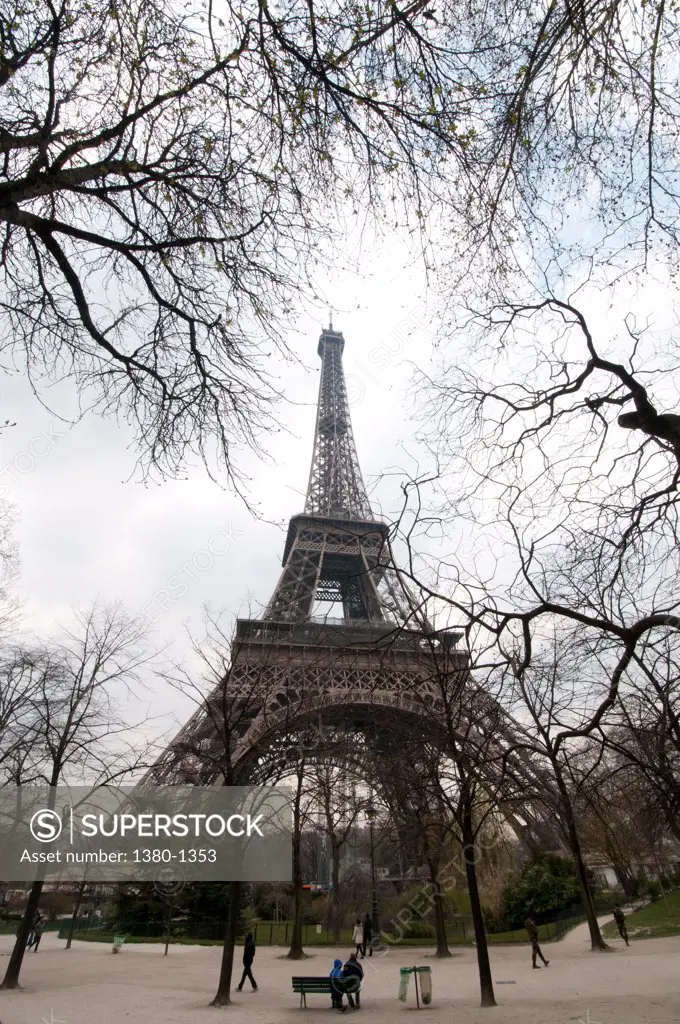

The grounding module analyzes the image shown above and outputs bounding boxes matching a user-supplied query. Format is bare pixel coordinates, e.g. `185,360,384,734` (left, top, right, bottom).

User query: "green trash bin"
399,966,432,1008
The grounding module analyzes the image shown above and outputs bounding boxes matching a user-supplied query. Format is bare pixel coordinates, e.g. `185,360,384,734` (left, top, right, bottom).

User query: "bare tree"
286,754,308,960
4,1,680,469
426,3,680,289
0,0,470,481
507,644,611,951
401,296,680,798
156,612,306,1002
0,649,42,783
1,602,152,990
376,747,454,957
306,760,366,943
411,635,509,1007
158,617,253,1006
64,879,90,951
604,631,680,846
438,748,497,1006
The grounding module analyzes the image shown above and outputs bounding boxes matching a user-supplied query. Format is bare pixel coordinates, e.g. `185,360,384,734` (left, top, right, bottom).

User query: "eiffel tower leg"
265,542,323,621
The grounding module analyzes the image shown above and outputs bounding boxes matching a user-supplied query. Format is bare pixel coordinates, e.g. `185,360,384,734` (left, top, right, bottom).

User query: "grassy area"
0,921,61,935
64,917,573,949
602,890,680,941
67,931,250,947
65,926,358,947
488,920,559,945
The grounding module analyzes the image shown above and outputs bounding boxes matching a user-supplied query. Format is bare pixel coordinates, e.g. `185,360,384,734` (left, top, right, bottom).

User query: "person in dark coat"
26,911,40,948
236,932,258,991
362,913,373,957
613,904,630,946
524,917,549,969
30,918,44,952
342,951,364,1009
330,958,347,1011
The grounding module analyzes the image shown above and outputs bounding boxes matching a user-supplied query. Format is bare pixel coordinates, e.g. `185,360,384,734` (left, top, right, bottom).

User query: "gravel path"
1,927,678,1024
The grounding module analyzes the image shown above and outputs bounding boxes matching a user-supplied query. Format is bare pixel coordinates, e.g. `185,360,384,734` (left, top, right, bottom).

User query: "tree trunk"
462,801,496,1008
1,879,44,989
211,880,241,1006
287,771,306,959
555,770,609,951
428,862,451,958
164,908,171,956
570,818,608,950
287,880,304,959
66,880,88,950
330,841,341,943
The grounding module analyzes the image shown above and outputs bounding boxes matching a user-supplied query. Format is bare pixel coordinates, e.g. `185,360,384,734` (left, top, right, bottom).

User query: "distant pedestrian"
236,932,258,991
352,918,363,958
524,917,549,969
26,911,40,948
362,913,373,957
613,905,630,946
30,918,44,952
342,951,364,1009
330,958,347,1012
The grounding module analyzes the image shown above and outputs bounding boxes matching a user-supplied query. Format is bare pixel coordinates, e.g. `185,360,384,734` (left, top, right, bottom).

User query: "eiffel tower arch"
152,326,555,849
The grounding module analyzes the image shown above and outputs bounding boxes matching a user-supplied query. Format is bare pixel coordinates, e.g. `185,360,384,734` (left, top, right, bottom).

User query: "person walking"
30,918,44,952
26,911,40,948
330,958,347,1012
352,918,363,958
342,951,364,1009
236,932,258,991
361,913,373,957
524,917,549,969
613,904,630,946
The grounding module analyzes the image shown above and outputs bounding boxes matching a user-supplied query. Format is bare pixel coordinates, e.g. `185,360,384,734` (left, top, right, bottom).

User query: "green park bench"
291,976,334,1008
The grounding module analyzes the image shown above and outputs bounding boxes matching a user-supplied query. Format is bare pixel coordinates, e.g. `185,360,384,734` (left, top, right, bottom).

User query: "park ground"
1,917,680,1024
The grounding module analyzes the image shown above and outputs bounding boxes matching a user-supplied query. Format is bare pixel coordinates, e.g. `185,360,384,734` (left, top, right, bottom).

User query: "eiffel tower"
151,325,468,784
151,326,559,853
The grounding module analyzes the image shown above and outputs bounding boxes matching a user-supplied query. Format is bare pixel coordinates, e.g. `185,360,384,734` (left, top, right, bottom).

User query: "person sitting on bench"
342,952,364,1009
330,958,347,1012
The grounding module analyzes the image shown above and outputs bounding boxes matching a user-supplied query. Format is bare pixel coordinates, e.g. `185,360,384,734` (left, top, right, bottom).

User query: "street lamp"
366,799,380,940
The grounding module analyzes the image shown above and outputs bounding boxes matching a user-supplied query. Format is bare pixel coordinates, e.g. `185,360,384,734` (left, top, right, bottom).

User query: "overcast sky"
2,205,677,753
0,232,440,742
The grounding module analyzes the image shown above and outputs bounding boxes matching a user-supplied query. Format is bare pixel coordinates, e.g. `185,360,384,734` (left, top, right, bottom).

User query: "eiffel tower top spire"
304,326,373,520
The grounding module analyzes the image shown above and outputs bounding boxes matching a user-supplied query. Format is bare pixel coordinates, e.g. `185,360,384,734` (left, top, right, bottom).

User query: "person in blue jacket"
330,957,347,1011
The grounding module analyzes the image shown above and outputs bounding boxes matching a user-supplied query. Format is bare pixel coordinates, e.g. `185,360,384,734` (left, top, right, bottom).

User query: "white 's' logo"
30,809,63,843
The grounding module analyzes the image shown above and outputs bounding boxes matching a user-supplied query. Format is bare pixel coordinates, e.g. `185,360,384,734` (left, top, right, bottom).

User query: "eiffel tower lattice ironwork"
152,324,454,785
150,326,560,853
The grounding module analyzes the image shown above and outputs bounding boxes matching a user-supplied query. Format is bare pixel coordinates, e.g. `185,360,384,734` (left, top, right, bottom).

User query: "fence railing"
57,917,357,945
57,909,591,946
